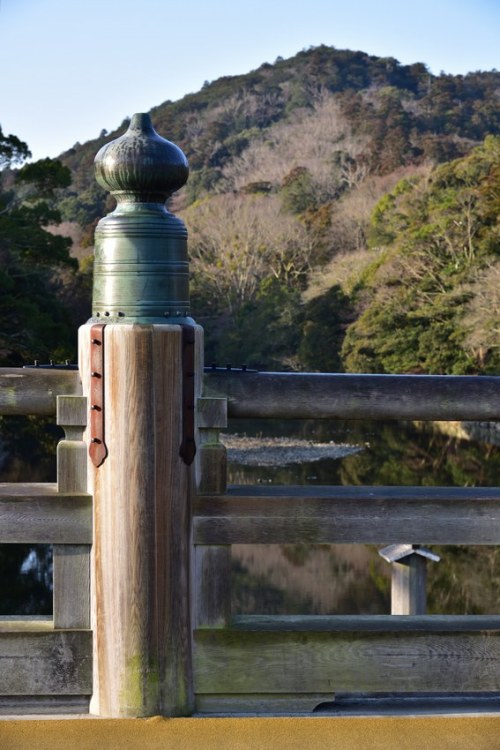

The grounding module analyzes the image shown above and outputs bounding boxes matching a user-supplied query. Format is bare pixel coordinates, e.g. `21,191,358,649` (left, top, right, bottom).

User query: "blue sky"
0,0,498,161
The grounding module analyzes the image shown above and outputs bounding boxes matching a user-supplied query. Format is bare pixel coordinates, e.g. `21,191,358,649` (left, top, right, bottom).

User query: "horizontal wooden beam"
0,368,81,416
0,483,92,543
203,371,500,421
231,614,500,632
194,624,500,694
0,695,90,715
0,630,92,695
195,693,335,714
194,485,500,545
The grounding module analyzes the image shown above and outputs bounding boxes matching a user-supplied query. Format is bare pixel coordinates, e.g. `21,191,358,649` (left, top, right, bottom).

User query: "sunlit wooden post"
79,114,201,717
379,544,440,615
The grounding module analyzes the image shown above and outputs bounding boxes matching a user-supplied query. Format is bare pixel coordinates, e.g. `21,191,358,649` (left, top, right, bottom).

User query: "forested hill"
59,45,500,219
2,44,500,373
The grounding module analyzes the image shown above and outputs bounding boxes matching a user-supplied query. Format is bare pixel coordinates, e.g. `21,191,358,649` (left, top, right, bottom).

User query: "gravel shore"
220,434,362,466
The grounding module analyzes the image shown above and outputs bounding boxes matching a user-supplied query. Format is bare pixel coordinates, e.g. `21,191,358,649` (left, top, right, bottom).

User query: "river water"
226,418,500,617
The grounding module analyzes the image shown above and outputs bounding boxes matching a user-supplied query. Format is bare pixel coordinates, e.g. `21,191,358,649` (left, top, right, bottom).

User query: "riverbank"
414,421,500,446
220,434,362,466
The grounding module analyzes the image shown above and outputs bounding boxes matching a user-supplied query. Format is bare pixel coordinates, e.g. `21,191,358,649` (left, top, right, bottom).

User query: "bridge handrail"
3,367,499,422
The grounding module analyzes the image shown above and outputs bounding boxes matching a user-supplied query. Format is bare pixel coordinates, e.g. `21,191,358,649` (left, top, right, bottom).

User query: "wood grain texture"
53,545,90,629
203,371,500,421
57,395,88,494
197,398,228,429
194,485,500,545
197,444,227,495
0,368,81,416
0,695,89,714
0,484,92,543
196,397,227,495
0,617,53,632
195,693,334,714
391,558,427,615
194,546,231,629
194,628,500,694
81,323,201,718
0,630,92,695
231,614,500,631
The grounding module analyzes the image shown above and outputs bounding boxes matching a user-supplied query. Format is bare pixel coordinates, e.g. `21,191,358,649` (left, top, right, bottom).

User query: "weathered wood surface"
0,368,81,416
194,398,231,630
0,617,53,632
203,371,500,421
57,395,87,494
0,484,92,543
194,485,500,545
0,695,90,714
53,545,90,629
391,557,427,615
195,693,334,714
196,397,227,495
0,695,89,714
194,546,231,629
81,323,201,717
231,614,500,631
197,397,228,429
194,627,500,694
0,630,92,695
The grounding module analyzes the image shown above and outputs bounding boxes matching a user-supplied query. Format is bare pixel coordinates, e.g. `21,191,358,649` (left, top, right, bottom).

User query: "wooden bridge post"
379,544,440,615
79,114,200,717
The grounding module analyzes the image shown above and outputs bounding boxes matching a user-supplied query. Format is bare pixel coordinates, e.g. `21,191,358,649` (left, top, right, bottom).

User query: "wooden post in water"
379,544,440,615
79,114,201,717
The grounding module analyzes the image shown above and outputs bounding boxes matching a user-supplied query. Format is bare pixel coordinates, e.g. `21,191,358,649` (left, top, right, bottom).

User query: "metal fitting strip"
179,325,196,466
89,323,108,467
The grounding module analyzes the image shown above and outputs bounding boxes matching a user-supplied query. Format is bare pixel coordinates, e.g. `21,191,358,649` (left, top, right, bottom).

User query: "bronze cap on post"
91,113,193,323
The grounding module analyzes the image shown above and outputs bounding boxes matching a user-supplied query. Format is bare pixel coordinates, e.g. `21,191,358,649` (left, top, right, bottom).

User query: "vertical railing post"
194,397,231,629
379,544,440,615
79,114,201,717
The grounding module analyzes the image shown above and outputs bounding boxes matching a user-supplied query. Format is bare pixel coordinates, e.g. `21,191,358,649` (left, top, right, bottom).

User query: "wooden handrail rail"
194,485,500,545
204,371,500,421
2,367,499,421
0,368,81,415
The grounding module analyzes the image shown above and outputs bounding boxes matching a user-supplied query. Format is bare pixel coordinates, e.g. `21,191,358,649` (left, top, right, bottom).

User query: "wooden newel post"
79,114,201,717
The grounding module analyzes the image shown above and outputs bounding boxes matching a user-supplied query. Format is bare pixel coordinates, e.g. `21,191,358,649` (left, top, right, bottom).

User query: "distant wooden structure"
1,115,500,717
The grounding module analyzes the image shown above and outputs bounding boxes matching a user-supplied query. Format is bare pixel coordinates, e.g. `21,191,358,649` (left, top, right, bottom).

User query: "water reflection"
1,417,499,616
0,416,59,615
226,419,500,616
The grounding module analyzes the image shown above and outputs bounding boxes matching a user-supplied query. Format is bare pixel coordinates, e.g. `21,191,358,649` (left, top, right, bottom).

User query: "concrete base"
2,715,500,750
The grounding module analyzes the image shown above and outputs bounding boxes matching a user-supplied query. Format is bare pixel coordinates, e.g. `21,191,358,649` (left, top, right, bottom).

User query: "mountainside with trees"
3,44,500,373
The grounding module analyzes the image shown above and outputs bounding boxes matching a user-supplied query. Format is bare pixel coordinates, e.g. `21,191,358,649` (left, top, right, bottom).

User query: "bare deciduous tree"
182,193,313,311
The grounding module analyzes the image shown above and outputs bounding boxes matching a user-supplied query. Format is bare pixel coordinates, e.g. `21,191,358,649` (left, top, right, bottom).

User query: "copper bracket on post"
179,325,196,466
89,323,108,467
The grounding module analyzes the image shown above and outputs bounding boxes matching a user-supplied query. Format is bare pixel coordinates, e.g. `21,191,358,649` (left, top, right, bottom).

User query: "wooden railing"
0,370,92,715
193,370,500,714
1,367,499,715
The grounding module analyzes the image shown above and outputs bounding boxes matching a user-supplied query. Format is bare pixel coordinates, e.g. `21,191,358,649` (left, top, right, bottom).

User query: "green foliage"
280,166,317,214
17,158,71,197
209,278,303,370
298,286,352,372
342,137,500,374
58,182,108,228
0,126,30,169
0,128,77,365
